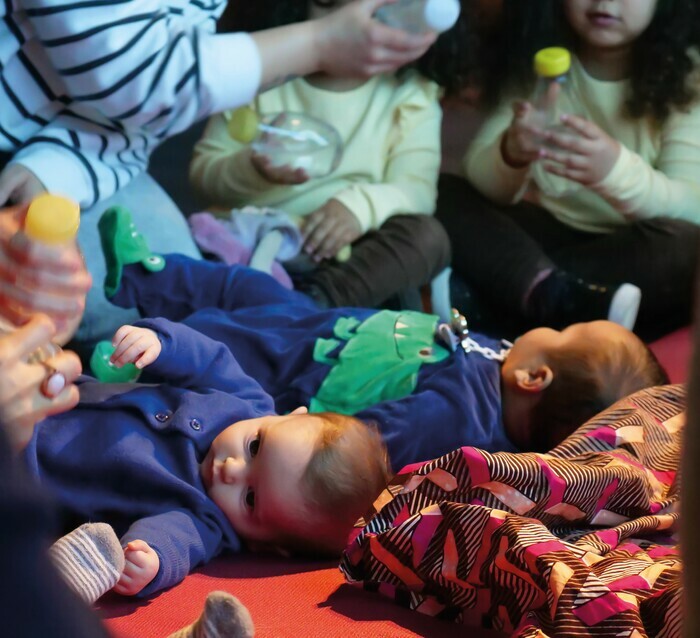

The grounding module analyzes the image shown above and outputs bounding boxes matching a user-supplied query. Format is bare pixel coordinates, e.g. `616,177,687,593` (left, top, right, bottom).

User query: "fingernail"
44,373,66,398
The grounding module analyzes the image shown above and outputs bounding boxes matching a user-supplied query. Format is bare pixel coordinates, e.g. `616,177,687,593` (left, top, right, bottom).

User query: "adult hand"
0,315,81,452
0,164,47,207
314,0,437,77
302,199,362,261
501,101,546,168
0,203,91,345
250,151,310,185
540,114,621,186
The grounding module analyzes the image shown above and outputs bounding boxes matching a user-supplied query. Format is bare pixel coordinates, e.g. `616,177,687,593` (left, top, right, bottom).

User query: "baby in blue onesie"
25,318,389,597
99,208,670,469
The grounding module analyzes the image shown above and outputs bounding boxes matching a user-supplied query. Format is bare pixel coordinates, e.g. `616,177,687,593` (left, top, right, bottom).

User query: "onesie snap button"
155,412,170,423
189,418,202,431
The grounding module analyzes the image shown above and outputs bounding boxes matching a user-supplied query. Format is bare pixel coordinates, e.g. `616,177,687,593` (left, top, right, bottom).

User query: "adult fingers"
301,210,326,241
0,314,55,367
0,278,85,318
7,233,84,272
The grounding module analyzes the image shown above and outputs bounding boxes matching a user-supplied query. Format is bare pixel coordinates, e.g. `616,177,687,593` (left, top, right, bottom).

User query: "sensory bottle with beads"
227,107,343,179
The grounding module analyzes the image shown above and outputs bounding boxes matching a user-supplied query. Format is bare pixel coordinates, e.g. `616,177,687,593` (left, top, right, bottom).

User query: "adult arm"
120,509,231,597
12,0,434,206
589,102,700,225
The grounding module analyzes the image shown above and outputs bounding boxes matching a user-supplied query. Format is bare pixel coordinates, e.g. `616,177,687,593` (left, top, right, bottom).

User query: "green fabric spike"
313,338,342,366
99,206,165,298
310,310,449,415
333,316,360,340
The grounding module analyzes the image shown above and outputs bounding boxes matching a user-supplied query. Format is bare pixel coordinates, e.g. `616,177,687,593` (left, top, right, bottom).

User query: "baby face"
201,411,322,546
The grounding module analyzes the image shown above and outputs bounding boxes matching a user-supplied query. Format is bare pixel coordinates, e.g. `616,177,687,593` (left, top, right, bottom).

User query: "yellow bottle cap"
534,47,571,78
227,106,260,144
25,194,80,244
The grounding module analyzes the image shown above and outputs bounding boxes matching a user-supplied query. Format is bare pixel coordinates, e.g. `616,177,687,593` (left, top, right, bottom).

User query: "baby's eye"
245,487,256,510
248,435,260,458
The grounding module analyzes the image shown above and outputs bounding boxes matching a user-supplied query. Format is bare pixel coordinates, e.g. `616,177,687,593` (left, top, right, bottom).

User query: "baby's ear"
513,365,554,394
290,406,309,415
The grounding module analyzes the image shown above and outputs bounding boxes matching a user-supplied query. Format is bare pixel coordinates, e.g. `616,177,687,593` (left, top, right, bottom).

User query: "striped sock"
168,591,255,638
48,523,125,604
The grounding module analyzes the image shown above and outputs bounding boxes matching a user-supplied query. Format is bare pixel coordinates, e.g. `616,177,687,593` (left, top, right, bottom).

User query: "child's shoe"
98,206,166,297
526,270,642,330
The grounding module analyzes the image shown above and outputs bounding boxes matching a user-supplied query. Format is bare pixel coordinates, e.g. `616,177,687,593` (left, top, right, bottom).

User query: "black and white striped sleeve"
8,0,262,205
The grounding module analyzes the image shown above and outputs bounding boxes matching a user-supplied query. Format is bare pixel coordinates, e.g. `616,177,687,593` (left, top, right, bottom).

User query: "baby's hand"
540,114,621,186
250,151,310,185
302,199,362,261
110,325,161,369
501,101,547,168
113,540,159,596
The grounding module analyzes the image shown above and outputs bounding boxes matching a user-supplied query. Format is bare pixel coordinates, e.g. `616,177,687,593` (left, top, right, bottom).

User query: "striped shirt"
0,0,261,207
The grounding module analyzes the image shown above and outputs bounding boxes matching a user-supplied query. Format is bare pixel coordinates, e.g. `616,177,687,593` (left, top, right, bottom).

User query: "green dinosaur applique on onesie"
309,310,449,415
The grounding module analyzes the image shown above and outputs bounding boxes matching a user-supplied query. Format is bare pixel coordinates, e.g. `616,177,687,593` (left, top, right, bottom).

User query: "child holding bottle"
437,0,700,340
190,0,474,309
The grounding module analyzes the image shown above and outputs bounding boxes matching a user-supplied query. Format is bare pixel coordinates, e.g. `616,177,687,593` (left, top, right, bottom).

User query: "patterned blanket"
341,385,685,637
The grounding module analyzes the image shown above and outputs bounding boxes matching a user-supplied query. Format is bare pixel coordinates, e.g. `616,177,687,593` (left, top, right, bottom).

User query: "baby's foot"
48,522,125,604
168,591,255,638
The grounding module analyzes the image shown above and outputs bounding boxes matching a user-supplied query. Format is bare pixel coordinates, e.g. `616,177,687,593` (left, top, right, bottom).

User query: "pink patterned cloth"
342,384,684,637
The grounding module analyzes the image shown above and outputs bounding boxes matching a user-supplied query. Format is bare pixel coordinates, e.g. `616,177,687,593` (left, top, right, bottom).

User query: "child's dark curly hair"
217,0,477,95
477,0,700,122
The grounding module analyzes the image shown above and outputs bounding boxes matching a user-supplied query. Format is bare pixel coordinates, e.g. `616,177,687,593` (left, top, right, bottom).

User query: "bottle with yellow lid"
227,106,343,179
0,193,81,363
529,47,581,198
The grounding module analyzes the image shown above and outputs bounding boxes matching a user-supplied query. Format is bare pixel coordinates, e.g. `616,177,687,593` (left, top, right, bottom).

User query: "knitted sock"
48,523,125,604
98,206,166,297
168,591,255,638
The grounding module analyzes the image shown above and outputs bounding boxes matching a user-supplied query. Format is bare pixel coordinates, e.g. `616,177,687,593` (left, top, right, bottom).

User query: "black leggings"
300,213,451,308
436,174,699,340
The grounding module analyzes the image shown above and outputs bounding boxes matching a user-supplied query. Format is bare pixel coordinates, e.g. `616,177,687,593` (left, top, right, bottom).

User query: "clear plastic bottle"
227,107,343,179
528,47,581,198
0,194,80,363
374,0,461,34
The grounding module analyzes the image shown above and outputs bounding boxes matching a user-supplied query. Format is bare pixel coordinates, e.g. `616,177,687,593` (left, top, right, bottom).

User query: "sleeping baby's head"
200,407,390,557
500,320,670,452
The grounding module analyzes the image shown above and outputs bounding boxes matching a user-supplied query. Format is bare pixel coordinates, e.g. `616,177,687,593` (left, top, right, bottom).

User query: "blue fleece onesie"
23,319,275,596
112,255,518,471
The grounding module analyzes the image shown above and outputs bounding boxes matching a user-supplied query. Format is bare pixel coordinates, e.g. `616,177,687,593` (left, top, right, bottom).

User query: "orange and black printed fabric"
341,384,684,637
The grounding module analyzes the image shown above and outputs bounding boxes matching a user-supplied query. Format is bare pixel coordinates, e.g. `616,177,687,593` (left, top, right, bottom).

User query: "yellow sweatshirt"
190,72,442,233
464,56,700,232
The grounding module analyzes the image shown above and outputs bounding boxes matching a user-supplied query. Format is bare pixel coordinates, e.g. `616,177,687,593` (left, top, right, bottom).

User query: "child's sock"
98,206,166,297
168,591,255,638
48,523,125,604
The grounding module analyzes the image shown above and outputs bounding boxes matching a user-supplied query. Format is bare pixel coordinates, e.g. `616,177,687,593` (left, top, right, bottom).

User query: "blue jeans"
76,174,201,345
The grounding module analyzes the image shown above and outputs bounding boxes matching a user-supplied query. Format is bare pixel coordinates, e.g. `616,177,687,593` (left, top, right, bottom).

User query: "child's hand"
501,101,546,168
113,540,159,596
302,199,362,261
0,164,46,207
250,151,310,185
110,325,161,369
540,114,621,185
